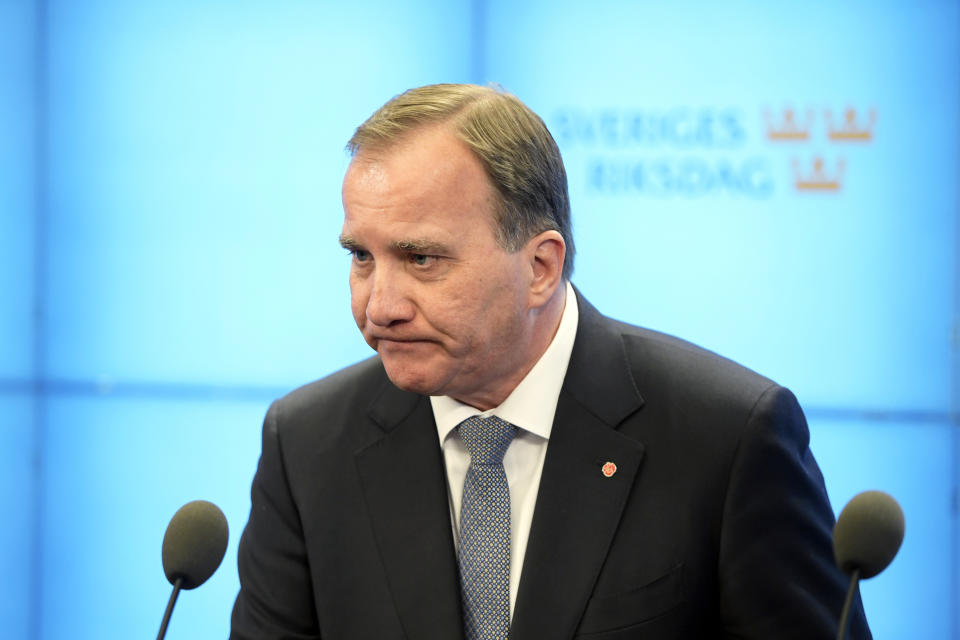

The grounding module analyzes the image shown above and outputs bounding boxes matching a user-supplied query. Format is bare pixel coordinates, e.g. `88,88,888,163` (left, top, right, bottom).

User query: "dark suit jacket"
231,292,870,639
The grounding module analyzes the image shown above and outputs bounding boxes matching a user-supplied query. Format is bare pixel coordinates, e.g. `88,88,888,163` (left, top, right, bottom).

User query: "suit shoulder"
266,356,389,437
611,318,779,408
597,315,807,457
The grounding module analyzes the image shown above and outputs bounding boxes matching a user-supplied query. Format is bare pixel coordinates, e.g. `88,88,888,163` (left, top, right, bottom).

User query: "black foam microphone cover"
161,500,229,589
833,490,904,579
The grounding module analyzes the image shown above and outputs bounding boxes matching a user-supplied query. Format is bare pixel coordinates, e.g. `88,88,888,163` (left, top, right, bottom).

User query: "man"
231,84,870,639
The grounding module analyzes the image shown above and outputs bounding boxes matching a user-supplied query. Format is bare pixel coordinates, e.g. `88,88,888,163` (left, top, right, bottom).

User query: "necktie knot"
458,416,517,466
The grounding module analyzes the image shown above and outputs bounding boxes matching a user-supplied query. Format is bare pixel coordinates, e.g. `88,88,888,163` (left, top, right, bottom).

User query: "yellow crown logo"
826,107,876,141
793,156,845,191
765,108,812,141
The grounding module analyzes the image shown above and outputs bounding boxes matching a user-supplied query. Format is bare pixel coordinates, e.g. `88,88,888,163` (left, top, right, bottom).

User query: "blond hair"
348,84,575,279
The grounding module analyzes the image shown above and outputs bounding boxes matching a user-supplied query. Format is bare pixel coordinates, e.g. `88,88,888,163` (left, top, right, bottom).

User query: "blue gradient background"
1,1,957,638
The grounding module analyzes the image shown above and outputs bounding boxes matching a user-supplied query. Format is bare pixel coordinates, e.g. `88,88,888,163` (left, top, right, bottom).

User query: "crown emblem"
765,108,812,141
826,107,876,141
793,156,845,191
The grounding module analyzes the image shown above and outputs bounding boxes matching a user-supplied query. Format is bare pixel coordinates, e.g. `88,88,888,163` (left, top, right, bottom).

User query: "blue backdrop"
2,1,957,638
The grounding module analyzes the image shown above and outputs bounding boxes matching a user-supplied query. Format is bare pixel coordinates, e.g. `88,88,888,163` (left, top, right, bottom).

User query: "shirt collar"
431,280,579,444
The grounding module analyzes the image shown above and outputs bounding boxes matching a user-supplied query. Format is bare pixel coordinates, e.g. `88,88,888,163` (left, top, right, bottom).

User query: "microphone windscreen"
161,500,229,590
833,490,904,579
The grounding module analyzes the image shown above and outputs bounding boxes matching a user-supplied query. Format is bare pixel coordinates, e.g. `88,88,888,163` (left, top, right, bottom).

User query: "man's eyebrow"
393,239,449,254
338,235,449,254
338,234,361,249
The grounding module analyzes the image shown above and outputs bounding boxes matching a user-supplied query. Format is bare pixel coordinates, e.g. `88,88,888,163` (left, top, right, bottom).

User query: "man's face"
340,125,537,409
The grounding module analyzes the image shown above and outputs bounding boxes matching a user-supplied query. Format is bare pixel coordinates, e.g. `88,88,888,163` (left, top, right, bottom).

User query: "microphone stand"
836,568,861,640
157,576,183,640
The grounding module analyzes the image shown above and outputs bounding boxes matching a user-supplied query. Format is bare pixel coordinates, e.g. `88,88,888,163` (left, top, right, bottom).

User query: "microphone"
157,500,229,640
833,490,904,640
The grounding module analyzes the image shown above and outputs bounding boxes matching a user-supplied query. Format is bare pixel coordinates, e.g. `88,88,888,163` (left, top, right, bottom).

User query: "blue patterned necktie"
457,415,518,640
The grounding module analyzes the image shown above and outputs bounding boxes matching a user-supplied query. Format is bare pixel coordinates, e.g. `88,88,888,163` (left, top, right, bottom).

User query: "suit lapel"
510,292,646,640
354,379,464,640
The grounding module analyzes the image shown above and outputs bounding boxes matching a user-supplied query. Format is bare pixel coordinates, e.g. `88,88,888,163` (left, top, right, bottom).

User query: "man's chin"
379,357,447,397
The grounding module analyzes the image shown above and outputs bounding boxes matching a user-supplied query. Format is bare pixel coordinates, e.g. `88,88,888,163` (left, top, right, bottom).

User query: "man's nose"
365,266,415,327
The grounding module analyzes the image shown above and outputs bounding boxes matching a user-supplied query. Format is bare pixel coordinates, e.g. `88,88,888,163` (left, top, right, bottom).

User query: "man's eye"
351,249,371,262
410,254,436,267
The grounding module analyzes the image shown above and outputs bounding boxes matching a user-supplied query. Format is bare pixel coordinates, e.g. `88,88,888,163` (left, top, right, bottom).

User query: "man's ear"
526,230,566,308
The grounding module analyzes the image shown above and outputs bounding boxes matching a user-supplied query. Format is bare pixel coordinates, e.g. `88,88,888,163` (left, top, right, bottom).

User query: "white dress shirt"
430,280,579,619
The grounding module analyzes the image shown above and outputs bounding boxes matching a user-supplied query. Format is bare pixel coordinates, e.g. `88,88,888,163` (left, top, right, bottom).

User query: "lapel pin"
601,461,617,478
